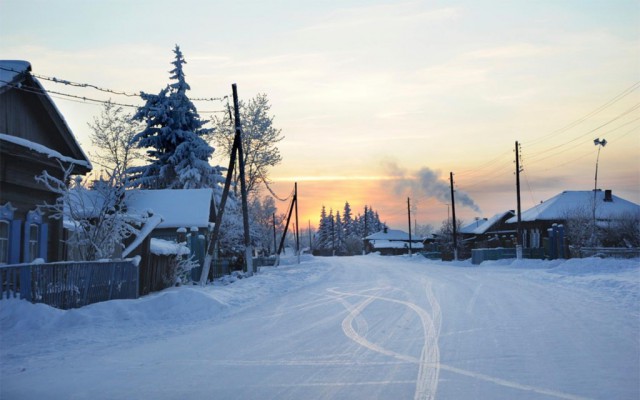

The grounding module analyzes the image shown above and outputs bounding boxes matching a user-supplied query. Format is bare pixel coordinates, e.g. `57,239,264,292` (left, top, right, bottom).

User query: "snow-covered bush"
563,205,597,248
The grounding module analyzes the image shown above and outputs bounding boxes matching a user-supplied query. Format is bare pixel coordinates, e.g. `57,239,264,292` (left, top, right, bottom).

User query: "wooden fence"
0,260,139,309
139,253,177,296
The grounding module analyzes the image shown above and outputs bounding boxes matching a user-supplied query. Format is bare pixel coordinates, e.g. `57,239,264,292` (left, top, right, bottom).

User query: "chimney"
604,189,613,202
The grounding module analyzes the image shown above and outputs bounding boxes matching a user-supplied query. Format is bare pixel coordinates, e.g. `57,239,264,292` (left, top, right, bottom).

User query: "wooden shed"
0,60,92,264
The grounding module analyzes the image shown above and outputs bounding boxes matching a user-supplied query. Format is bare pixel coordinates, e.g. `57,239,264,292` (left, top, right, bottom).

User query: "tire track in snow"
328,285,590,400
329,286,441,400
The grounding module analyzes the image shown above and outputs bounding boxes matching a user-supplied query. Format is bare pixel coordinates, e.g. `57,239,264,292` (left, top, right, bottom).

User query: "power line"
0,65,228,102
0,79,142,109
524,80,640,148
525,110,640,166
1,78,227,114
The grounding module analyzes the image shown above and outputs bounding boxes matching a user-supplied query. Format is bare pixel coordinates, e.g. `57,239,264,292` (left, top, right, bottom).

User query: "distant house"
506,190,640,248
459,210,516,248
364,228,424,255
0,60,92,264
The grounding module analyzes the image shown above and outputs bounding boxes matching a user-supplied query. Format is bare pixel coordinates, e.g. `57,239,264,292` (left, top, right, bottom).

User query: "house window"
0,220,8,264
23,209,47,263
28,223,39,262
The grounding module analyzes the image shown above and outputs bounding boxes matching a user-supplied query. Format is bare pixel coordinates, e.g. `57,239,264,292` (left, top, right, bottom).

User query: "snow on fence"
570,247,640,259
471,247,546,265
0,260,139,309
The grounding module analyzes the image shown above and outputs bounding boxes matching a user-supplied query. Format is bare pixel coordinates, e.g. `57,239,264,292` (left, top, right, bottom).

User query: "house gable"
0,60,91,169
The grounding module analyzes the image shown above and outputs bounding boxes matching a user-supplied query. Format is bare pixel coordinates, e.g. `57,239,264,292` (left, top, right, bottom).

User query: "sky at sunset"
2,0,638,230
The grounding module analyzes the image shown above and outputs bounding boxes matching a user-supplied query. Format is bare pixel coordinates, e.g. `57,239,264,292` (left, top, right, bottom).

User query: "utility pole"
199,92,244,284
232,84,254,275
272,213,277,255
308,220,312,252
275,182,297,266
363,205,368,255
407,197,413,256
449,172,458,261
294,182,300,263
592,138,607,245
515,141,523,259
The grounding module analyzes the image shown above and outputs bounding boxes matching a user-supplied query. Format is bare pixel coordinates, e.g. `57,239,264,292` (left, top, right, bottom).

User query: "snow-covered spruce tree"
342,202,360,255
211,93,283,197
314,206,330,254
129,45,224,190
36,163,142,261
334,210,346,255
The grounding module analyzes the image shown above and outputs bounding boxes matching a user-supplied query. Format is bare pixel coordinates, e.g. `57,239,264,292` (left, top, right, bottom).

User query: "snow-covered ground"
1,254,638,399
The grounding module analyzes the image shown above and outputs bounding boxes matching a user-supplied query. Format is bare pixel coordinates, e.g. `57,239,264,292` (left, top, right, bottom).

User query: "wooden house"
364,228,424,255
505,190,640,248
0,60,92,264
459,210,517,248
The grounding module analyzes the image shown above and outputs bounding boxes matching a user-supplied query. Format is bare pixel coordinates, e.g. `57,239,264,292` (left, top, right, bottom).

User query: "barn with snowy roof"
0,60,92,264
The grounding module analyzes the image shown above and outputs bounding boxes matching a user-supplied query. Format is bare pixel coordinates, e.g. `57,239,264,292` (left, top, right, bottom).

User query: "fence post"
19,265,31,302
557,224,565,259
548,226,556,260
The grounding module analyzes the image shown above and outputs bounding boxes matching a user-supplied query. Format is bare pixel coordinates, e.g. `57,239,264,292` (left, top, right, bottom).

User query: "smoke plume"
385,161,481,213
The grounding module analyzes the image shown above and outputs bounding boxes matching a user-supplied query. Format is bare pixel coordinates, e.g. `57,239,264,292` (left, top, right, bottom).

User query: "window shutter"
38,223,48,262
9,220,21,264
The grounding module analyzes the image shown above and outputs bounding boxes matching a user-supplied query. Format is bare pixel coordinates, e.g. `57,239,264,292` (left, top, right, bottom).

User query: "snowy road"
1,255,638,399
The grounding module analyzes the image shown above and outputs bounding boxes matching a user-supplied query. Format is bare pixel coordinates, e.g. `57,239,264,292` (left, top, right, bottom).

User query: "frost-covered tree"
129,45,223,190
36,163,142,261
211,93,283,196
563,206,595,249
437,218,464,258
249,195,283,255
88,101,142,177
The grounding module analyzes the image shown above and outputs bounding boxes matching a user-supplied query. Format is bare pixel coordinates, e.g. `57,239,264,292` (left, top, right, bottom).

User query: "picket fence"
0,260,138,310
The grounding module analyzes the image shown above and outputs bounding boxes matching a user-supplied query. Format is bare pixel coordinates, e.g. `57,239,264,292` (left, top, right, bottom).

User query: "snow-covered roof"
125,189,214,229
150,238,190,256
0,133,92,169
365,229,423,242
369,239,424,250
460,211,515,235
0,60,31,89
506,190,640,223
122,214,164,258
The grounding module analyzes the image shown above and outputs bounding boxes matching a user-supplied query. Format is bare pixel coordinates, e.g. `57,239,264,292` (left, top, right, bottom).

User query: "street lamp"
592,138,607,244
